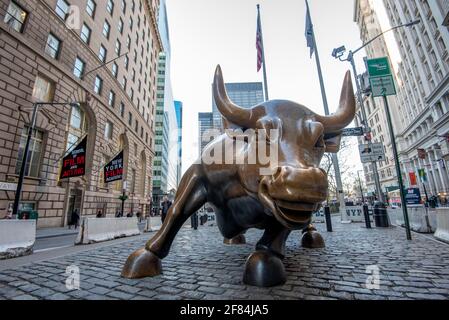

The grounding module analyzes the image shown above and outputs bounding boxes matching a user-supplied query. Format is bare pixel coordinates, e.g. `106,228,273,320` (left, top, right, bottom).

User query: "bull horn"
213,65,253,127
315,70,355,132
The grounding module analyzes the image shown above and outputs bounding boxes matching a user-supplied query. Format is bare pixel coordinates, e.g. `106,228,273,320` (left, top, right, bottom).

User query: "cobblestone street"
1,220,449,300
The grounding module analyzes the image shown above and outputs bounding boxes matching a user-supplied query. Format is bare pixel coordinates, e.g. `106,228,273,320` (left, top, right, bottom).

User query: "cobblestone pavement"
1,220,449,300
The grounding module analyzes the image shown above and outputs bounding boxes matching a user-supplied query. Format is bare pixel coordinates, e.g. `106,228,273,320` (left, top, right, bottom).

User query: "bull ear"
324,132,342,153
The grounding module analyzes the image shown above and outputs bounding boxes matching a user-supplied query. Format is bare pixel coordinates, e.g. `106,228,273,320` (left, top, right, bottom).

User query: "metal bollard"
191,212,198,230
363,204,371,229
324,205,332,232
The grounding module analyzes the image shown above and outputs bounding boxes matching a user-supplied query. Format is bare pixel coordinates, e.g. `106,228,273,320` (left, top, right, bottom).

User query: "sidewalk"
36,227,79,239
35,219,155,239
2,217,449,300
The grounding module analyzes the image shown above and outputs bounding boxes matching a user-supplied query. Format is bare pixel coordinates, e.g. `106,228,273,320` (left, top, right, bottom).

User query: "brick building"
0,0,162,227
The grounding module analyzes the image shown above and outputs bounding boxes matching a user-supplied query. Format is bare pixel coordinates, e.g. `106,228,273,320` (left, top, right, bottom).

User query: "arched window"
67,104,88,151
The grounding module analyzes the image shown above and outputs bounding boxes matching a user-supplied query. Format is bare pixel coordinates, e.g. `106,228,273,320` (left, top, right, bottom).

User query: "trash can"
373,201,389,227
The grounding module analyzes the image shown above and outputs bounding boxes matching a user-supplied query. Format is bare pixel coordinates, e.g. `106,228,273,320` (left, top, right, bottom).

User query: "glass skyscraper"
212,82,264,131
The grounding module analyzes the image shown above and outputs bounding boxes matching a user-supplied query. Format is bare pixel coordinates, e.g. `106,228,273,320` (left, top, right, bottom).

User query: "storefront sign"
405,187,421,205
60,136,87,179
104,150,124,183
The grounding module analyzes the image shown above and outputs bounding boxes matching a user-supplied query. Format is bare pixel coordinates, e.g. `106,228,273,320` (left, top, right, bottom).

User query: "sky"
165,0,371,177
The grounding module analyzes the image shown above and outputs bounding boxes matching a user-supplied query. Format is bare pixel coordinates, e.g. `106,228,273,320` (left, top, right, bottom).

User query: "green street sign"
367,57,392,77
369,75,397,97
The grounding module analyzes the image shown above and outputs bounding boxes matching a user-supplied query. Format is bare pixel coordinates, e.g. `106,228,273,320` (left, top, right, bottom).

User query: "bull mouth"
258,180,321,230
274,200,318,228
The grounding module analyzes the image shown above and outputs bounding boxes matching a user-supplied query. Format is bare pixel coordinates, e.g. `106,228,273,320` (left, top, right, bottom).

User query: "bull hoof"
301,230,325,248
243,250,286,287
224,234,246,245
121,248,162,279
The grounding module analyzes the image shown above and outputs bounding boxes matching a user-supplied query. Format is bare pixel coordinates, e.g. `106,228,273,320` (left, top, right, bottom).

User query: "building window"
108,90,115,107
67,104,87,150
121,76,127,90
98,45,107,62
94,76,103,94
135,120,138,132
126,35,131,49
55,0,70,20
120,102,125,117
112,62,118,78
4,1,28,33
80,23,91,44
73,57,85,78
104,121,113,140
129,17,133,30
128,112,132,126
115,40,121,55
121,0,126,13
107,0,114,15
131,0,135,12
15,127,44,177
32,75,54,102
118,18,123,34
124,55,129,70
86,0,96,18
103,20,110,39
45,33,61,59
129,88,134,100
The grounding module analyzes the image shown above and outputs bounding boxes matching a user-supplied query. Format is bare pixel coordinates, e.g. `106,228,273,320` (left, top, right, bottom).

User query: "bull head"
212,65,355,229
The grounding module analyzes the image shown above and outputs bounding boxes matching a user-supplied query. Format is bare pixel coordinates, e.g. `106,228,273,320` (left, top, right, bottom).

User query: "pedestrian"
161,196,172,223
69,208,80,229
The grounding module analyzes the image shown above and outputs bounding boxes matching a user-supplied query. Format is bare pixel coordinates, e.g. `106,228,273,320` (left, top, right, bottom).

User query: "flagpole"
305,0,346,218
257,4,269,101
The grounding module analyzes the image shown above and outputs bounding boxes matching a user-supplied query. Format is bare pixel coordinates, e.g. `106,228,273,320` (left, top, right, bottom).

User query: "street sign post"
369,75,396,97
341,127,364,137
358,143,385,163
367,57,397,98
367,57,392,77
368,56,412,240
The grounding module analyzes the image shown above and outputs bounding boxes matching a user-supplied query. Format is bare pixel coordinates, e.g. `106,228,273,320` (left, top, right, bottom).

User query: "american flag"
256,8,263,72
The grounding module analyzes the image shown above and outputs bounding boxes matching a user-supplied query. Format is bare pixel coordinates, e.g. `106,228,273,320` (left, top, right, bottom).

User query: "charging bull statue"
122,65,355,287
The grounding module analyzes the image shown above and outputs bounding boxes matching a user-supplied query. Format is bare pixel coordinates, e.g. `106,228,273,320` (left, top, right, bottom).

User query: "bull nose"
268,166,328,201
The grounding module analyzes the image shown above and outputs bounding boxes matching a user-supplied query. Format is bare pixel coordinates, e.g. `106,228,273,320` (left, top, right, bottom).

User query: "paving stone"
405,293,447,300
106,290,135,300
30,288,57,298
11,294,38,300
1,221,449,300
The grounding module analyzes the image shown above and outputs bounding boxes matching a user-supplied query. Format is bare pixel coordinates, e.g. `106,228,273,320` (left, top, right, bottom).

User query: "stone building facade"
0,0,162,227
353,0,403,199
354,0,449,201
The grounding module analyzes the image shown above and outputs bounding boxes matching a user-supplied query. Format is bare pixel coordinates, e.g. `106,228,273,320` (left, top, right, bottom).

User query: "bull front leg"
301,224,325,248
121,165,207,278
243,221,291,287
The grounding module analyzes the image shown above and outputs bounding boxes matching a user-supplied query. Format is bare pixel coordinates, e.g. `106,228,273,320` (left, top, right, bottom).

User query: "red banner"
409,172,417,186
59,136,87,179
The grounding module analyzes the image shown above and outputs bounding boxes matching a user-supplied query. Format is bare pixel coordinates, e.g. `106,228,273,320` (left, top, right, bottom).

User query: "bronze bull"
122,66,355,287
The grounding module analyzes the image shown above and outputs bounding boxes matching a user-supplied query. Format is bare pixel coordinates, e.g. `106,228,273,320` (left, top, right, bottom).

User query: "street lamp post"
12,102,79,216
332,19,420,205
